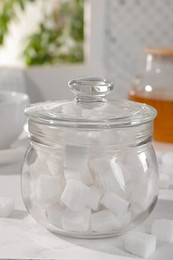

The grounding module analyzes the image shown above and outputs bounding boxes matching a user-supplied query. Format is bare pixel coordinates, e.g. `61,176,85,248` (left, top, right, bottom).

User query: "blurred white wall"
25,62,107,103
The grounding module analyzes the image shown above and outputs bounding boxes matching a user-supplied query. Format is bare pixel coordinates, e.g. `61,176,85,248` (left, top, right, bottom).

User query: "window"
0,0,84,66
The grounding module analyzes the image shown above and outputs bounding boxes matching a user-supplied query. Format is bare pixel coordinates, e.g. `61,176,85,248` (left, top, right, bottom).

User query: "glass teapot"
129,47,173,143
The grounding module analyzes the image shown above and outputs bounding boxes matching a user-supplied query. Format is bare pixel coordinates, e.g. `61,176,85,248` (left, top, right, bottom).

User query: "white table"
0,144,173,259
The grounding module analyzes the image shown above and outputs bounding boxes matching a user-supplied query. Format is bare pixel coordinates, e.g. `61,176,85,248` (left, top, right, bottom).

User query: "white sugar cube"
111,159,132,185
46,203,65,228
34,175,64,208
64,168,91,185
101,191,129,216
124,231,156,258
116,162,132,183
151,219,173,243
47,153,64,176
64,169,83,183
118,180,135,200
62,208,91,232
64,145,86,169
81,166,93,185
89,158,127,193
155,150,163,163
159,174,170,189
64,145,93,185
30,203,47,222
121,211,132,226
60,180,90,211
130,180,154,214
161,152,173,165
30,153,51,179
0,197,15,217
124,152,149,182
90,209,121,233
86,186,102,211
124,164,147,183
158,163,173,176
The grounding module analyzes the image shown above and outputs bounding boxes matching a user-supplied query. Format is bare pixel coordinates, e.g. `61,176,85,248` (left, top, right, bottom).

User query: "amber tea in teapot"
129,48,173,143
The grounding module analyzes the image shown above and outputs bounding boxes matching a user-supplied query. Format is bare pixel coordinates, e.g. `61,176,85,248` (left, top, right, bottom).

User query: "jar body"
21,127,158,238
129,49,173,143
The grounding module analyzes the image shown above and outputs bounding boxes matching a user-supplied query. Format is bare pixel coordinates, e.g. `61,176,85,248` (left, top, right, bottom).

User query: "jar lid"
145,47,173,57
25,77,156,129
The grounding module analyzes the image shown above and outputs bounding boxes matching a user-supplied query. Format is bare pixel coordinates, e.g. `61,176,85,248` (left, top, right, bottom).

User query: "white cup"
0,90,29,149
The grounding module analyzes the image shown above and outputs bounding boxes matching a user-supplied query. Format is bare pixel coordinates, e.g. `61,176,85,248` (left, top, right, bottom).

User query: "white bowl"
0,90,29,149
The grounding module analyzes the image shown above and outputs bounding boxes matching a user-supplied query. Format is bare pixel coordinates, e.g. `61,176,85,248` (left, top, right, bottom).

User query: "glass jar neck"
28,120,154,149
146,54,173,73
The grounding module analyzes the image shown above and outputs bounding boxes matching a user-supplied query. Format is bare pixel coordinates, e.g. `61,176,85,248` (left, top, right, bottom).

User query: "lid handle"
68,77,114,101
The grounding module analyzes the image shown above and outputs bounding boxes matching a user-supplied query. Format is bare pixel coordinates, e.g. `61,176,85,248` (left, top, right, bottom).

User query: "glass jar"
129,47,173,143
21,77,158,238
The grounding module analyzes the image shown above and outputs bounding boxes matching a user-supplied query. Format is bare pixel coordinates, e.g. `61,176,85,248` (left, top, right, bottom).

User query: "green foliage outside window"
0,0,84,66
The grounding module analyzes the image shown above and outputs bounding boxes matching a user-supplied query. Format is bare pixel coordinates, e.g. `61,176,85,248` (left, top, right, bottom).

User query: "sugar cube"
64,169,81,182
86,185,102,211
116,162,131,183
110,159,129,190
64,145,93,185
101,191,129,216
89,158,126,193
155,150,163,163
161,152,173,165
30,203,47,222
0,197,15,217
124,163,148,183
90,209,121,233
46,203,65,228
158,163,173,176
124,152,148,182
30,153,51,179
60,180,90,211
159,174,170,189
151,219,173,243
33,175,64,208
64,168,92,186
64,145,86,170
62,208,91,232
118,180,135,200
47,153,64,176
121,211,131,226
124,231,156,258
130,180,154,214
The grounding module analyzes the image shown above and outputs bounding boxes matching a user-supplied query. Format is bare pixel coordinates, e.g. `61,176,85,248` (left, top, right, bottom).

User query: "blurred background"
0,0,173,101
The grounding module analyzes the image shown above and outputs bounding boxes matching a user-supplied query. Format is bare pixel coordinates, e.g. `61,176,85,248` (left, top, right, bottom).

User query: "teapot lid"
25,77,157,129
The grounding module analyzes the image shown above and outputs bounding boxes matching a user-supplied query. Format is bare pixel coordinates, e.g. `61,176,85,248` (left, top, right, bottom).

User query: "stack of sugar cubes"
124,218,173,258
25,144,157,235
156,150,173,189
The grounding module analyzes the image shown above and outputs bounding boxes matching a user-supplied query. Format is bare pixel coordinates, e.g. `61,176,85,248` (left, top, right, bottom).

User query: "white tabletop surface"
0,142,173,259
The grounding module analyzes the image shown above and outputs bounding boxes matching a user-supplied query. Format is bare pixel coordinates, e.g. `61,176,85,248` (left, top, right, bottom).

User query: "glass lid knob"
68,77,114,101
